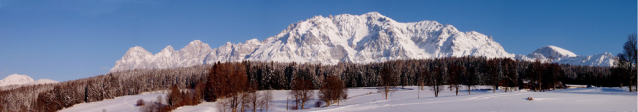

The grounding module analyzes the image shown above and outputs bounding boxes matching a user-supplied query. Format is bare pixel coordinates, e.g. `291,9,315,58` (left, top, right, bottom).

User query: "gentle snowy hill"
110,12,616,72
0,74,58,87
516,45,615,66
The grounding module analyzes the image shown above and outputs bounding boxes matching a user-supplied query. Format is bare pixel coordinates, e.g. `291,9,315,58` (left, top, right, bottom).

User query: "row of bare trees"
206,62,273,112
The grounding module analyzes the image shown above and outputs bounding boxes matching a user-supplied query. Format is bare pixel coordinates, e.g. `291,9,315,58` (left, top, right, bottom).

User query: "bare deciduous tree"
618,34,637,92
243,82,260,112
429,67,444,97
465,65,479,94
448,64,465,95
379,67,397,100
259,90,273,112
290,77,314,109
319,75,346,107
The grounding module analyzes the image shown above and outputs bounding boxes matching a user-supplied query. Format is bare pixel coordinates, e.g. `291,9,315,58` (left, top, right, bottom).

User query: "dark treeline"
0,56,635,112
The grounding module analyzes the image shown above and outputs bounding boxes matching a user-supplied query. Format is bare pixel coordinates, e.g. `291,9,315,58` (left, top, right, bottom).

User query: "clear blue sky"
0,0,635,81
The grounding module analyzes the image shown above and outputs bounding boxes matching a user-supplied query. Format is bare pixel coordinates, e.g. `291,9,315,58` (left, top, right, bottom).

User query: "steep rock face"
516,46,615,66
177,40,213,67
203,12,513,64
110,40,213,72
110,46,154,72
205,39,262,63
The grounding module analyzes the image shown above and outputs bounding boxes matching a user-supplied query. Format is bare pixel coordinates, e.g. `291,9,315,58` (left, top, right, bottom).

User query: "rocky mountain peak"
529,45,577,59
163,45,175,51
124,46,152,57
183,40,209,50
362,12,386,18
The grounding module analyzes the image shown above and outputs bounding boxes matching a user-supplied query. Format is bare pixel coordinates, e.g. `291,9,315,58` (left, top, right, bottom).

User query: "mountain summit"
110,40,212,72
110,12,615,72
528,45,577,59
0,74,58,87
516,45,615,66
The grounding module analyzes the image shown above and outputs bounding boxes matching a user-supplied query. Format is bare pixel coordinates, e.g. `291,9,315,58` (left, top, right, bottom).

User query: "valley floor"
60,86,637,112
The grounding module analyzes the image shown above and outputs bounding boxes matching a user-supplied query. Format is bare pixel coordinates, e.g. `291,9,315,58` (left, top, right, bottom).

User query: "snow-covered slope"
0,74,58,87
516,45,615,66
110,12,514,72
110,12,616,72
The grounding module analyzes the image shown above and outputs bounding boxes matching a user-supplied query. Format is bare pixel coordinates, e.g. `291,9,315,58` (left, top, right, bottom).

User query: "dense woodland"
0,35,635,112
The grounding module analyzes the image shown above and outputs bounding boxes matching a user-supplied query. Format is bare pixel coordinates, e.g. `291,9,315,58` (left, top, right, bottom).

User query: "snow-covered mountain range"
515,45,615,66
110,12,616,72
0,74,58,87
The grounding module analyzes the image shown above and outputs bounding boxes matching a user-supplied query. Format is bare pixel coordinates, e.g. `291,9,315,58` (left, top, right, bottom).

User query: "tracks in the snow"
313,92,530,112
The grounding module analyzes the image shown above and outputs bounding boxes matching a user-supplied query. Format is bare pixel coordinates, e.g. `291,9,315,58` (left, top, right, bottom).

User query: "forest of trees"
0,34,635,112
0,57,633,112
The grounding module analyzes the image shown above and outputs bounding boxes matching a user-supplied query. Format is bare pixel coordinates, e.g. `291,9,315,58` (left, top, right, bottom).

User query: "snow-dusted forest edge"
1,56,636,112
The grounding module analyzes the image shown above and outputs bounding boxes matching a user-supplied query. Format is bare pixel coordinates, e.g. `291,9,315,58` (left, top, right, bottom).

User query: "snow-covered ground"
59,91,168,112
304,86,636,112
60,86,637,112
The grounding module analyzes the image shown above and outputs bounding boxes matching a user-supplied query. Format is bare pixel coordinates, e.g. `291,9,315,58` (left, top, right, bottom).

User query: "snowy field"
59,91,169,112
60,86,637,112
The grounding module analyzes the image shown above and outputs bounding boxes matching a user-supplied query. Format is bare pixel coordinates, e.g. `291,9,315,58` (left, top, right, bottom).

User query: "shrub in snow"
527,97,534,101
314,101,324,108
136,99,145,106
